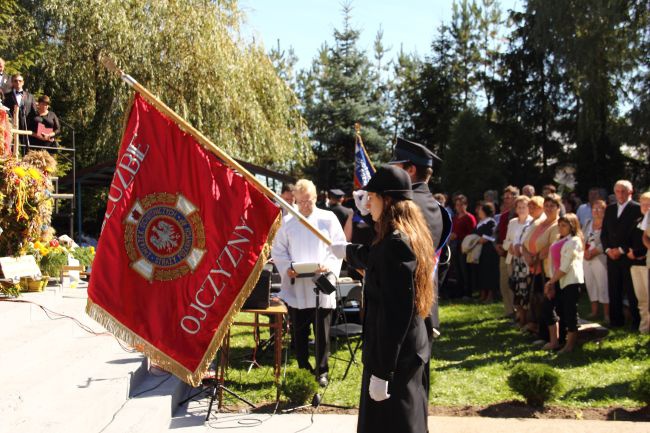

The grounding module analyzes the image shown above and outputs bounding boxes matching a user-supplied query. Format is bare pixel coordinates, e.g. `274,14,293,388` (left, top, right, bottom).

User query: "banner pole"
101,56,332,245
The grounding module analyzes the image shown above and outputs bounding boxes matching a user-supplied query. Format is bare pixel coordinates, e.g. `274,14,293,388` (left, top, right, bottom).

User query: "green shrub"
507,362,561,406
630,367,650,405
281,369,318,405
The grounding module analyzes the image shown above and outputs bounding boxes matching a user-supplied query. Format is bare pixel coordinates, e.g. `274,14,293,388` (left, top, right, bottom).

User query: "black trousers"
607,257,639,328
288,306,333,375
530,273,548,341
541,283,580,343
452,241,471,298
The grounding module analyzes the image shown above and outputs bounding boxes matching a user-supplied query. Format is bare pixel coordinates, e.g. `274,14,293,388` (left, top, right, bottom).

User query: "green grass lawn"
220,294,650,409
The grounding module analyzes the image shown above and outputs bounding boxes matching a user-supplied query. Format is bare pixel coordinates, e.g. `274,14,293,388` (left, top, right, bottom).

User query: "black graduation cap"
389,137,442,167
363,165,413,201
328,188,345,198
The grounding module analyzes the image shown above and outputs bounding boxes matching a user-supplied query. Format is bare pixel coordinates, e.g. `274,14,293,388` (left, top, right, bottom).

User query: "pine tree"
443,110,504,200
298,2,391,190
448,0,482,109
392,27,460,188
526,0,648,193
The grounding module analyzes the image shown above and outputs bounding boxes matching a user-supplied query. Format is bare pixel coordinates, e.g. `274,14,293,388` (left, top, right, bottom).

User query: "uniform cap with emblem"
328,188,345,198
363,165,413,201
389,137,442,167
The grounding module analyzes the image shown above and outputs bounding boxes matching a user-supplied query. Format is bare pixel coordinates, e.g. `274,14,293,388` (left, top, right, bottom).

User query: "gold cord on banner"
86,213,282,387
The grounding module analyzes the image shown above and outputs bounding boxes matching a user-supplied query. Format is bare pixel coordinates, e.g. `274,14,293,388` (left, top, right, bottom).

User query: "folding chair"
330,285,363,379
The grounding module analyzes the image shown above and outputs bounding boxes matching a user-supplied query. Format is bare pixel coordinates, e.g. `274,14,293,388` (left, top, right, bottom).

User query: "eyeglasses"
12,79,23,83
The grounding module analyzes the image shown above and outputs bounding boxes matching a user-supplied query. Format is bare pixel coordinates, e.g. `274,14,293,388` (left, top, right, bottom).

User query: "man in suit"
328,188,352,231
3,74,37,149
601,180,642,329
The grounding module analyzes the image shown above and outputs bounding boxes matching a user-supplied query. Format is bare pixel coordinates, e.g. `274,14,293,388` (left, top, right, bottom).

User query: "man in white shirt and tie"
4,73,37,149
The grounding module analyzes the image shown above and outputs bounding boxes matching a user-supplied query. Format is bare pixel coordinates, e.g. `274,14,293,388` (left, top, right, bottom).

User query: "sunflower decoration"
0,151,56,256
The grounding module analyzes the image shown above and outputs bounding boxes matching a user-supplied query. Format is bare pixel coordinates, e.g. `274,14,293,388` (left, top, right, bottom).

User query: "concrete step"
0,288,148,433
101,367,190,433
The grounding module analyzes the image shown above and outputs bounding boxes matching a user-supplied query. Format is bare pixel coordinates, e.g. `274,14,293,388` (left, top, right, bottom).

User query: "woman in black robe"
473,202,499,302
332,165,435,433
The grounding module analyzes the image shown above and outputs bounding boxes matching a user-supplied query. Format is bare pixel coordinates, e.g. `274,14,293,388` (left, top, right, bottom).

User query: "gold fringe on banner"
86,212,282,387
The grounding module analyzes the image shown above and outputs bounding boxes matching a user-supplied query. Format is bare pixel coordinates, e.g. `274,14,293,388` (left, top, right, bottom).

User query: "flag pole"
354,122,375,172
101,56,332,245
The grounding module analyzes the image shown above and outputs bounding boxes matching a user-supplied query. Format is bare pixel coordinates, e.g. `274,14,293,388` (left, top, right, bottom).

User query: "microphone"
312,271,337,295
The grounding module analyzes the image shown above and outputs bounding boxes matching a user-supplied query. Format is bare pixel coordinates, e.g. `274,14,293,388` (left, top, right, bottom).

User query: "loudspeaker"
243,269,271,309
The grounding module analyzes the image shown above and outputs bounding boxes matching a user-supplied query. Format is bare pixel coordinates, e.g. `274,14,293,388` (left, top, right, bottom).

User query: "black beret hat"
389,137,442,167
328,188,345,198
363,165,413,201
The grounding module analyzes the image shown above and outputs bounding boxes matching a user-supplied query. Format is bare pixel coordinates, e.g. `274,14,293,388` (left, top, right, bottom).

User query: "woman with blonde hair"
331,165,434,433
582,199,609,320
503,195,533,327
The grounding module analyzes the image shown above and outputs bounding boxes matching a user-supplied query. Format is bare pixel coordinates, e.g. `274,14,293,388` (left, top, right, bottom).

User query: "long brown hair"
374,196,435,318
558,213,584,243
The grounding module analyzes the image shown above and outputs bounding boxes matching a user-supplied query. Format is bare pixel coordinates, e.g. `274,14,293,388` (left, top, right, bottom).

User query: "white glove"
353,190,370,216
369,375,390,402
330,242,349,259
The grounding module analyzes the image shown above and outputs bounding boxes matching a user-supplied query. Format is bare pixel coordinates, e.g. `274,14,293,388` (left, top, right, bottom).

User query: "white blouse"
557,236,585,289
503,216,533,264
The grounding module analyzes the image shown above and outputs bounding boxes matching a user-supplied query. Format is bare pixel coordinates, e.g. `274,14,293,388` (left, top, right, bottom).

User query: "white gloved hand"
330,242,349,259
353,190,370,216
368,375,390,402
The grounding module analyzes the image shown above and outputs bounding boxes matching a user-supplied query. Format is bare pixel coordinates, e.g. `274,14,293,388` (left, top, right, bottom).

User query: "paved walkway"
166,397,650,433
168,411,649,433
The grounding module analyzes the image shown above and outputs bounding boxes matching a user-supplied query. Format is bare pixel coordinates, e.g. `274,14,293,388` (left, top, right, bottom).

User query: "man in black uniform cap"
389,137,450,253
328,188,353,231
388,137,452,410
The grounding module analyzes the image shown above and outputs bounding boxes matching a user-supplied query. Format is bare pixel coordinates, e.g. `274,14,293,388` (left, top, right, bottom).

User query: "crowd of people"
272,139,446,433
443,181,650,350
269,134,649,432
0,59,60,151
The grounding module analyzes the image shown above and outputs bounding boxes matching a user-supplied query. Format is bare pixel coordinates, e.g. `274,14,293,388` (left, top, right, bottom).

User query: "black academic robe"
473,218,499,292
346,231,429,433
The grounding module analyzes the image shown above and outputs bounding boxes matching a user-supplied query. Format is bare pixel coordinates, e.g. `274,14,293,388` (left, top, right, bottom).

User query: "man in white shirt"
272,178,346,386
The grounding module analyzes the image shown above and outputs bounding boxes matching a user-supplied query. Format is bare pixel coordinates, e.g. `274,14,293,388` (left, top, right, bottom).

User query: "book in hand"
36,123,54,140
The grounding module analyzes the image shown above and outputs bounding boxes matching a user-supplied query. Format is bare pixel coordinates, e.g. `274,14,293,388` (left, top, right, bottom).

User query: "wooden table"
231,303,288,383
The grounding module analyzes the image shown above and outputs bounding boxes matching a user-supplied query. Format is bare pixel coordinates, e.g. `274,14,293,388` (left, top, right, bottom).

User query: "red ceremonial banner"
0,110,11,155
86,94,281,386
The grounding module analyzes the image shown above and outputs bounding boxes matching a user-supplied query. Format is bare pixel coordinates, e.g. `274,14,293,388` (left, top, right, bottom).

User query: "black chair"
330,285,363,379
